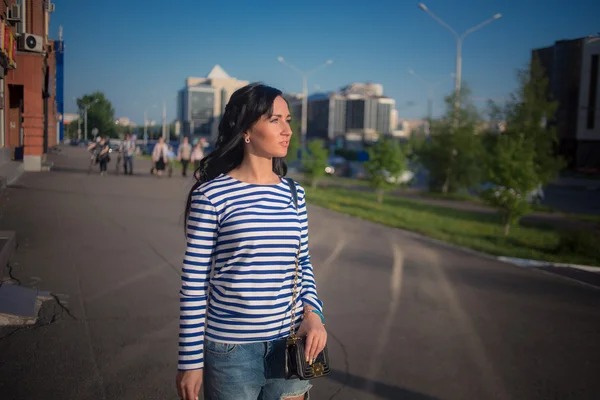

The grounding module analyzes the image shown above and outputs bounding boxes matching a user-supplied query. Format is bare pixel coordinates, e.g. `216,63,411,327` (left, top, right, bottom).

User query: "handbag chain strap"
286,178,301,339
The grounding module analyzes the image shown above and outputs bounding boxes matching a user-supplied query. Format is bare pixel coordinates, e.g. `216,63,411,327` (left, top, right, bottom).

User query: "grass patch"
568,213,600,225
531,204,557,213
326,176,371,187
420,191,480,203
304,186,600,267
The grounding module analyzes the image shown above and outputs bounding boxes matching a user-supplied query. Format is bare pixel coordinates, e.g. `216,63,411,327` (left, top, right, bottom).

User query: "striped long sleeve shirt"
178,173,323,370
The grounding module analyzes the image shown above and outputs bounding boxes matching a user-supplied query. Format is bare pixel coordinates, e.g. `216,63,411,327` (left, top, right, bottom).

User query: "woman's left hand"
296,311,327,364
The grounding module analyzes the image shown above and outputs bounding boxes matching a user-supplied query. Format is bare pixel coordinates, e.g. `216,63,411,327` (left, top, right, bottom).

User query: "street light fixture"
277,56,333,151
417,3,502,107
408,68,454,120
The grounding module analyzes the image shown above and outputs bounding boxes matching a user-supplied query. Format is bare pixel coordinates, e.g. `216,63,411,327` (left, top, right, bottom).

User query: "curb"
497,257,600,273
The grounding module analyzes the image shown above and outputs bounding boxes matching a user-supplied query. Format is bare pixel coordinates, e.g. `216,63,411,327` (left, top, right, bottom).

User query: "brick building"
0,0,57,172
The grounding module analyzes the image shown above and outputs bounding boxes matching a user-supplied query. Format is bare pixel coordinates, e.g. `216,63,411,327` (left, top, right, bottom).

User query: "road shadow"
444,261,600,297
325,369,440,400
51,165,191,181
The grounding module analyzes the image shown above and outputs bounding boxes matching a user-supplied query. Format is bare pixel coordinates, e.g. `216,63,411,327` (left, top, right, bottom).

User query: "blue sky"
52,0,600,124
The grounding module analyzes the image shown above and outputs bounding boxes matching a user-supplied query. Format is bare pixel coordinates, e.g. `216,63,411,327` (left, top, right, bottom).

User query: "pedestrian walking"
152,137,169,177
88,136,111,176
176,83,328,400
120,133,136,175
178,136,193,177
190,142,204,175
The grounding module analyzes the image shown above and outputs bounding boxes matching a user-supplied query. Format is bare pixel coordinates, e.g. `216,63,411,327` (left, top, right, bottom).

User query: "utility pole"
81,99,98,141
277,57,333,152
143,111,148,145
77,110,82,140
418,3,501,108
162,102,167,141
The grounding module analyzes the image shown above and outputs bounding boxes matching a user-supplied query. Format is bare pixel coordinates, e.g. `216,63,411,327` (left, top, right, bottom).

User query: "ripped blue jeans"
204,338,311,400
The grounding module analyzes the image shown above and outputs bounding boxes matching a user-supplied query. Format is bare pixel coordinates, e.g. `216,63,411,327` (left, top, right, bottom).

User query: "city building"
55,26,63,144
340,82,384,97
376,97,395,134
533,36,600,169
115,117,136,127
305,92,346,141
178,65,248,142
285,82,396,149
0,0,19,169
394,119,429,137
0,0,59,172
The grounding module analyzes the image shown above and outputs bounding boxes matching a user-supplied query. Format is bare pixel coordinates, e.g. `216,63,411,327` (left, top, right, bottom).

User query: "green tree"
482,133,539,236
302,139,328,189
418,87,484,193
494,57,564,183
482,58,565,236
77,92,117,139
365,135,408,204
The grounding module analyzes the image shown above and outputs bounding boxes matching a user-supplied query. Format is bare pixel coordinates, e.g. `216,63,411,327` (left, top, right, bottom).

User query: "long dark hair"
184,82,288,223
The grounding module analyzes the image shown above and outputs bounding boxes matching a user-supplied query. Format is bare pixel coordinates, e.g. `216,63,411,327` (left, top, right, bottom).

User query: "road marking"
424,249,510,400
365,240,404,392
316,233,346,284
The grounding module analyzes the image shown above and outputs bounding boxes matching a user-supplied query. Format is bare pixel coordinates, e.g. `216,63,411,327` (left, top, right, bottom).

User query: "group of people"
150,136,205,177
87,134,205,177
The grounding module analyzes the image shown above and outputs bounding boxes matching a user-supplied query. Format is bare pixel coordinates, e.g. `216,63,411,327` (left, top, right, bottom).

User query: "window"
587,54,598,130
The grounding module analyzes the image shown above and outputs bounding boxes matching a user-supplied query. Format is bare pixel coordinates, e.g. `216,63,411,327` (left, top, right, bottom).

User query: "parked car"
383,170,415,185
476,182,545,204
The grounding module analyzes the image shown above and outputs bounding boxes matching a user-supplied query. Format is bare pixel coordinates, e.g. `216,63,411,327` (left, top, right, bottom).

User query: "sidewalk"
0,147,192,398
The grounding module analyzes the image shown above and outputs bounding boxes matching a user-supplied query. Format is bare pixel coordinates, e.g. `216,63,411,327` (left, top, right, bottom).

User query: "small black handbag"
284,178,331,380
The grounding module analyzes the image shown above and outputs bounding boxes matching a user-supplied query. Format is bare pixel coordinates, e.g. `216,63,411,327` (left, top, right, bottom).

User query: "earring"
244,137,250,143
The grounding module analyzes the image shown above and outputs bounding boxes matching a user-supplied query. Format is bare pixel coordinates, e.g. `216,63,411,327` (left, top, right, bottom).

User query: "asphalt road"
1,147,599,400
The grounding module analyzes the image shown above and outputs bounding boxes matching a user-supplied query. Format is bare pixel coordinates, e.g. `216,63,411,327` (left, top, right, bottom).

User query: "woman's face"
245,96,292,158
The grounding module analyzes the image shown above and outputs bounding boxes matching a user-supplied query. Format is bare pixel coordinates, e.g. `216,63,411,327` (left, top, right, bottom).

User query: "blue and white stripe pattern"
178,173,323,370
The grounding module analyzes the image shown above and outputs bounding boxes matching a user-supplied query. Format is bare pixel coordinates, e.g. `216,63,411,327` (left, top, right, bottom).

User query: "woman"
176,83,327,400
88,136,111,175
152,136,169,176
190,142,204,171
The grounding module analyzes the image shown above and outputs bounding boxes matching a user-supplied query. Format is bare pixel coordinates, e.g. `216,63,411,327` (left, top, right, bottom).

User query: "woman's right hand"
176,369,203,400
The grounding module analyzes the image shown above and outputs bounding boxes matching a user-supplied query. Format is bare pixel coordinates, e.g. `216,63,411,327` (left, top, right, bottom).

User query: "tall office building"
305,93,346,140
291,82,395,148
532,36,600,169
178,65,248,142
376,98,395,134
344,94,395,140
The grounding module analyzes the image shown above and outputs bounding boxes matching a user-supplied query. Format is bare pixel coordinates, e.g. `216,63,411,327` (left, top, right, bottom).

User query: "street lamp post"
81,99,99,141
277,57,333,151
417,3,501,106
408,69,454,120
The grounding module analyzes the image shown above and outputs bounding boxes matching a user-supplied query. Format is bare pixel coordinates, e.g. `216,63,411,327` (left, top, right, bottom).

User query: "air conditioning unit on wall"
7,4,21,22
18,33,44,53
